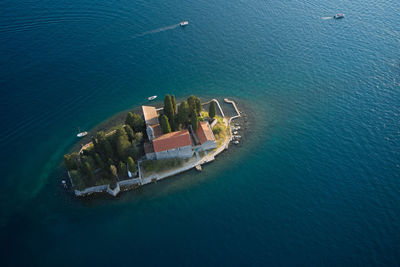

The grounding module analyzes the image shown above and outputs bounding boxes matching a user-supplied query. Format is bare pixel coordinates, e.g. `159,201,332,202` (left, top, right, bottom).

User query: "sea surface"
1,0,400,265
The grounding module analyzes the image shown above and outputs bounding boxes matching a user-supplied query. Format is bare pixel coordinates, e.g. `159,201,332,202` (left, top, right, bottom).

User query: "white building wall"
155,145,193,159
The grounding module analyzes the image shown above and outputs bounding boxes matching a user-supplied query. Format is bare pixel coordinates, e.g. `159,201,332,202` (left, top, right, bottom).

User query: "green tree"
94,153,104,169
177,100,190,125
164,94,175,131
209,100,216,118
135,132,143,143
125,124,135,142
96,131,113,159
127,157,136,173
64,152,79,171
118,161,126,178
190,109,199,131
160,115,171,134
187,95,197,113
109,165,118,189
195,97,202,115
125,112,144,132
83,161,95,185
115,128,130,161
171,95,177,114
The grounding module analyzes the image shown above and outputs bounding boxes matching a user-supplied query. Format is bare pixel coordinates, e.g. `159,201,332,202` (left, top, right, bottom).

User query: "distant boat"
180,21,189,27
148,95,157,101
334,13,345,19
77,131,88,138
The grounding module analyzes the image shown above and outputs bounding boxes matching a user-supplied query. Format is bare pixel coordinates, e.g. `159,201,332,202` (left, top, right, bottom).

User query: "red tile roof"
196,121,216,144
153,130,192,152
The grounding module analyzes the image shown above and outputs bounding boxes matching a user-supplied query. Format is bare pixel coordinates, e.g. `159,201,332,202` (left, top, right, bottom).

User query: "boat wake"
132,23,180,39
321,16,333,20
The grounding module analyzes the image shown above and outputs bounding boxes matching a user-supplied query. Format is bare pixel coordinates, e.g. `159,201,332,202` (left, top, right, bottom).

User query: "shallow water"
1,0,400,265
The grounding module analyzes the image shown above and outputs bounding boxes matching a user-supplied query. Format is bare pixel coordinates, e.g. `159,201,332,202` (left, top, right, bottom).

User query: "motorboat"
180,21,189,27
77,131,88,138
148,95,157,101
233,131,238,135
233,140,239,145
334,13,345,19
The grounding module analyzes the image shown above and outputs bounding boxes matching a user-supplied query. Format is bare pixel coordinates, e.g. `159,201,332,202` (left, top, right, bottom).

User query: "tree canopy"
127,157,136,173
177,100,190,126
164,94,175,131
125,112,144,132
160,115,171,134
209,100,216,118
190,109,199,131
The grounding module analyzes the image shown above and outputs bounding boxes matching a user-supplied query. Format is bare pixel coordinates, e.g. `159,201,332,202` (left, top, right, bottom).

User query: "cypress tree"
127,157,136,173
94,153,104,169
171,95,177,113
132,113,145,132
195,97,202,115
178,100,190,125
160,115,172,134
118,161,126,178
209,100,216,118
190,109,199,131
115,128,130,161
83,161,95,185
109,165,118,189
187,95,196,113
125,124,135,142
164,94,175,130
125,112,134,129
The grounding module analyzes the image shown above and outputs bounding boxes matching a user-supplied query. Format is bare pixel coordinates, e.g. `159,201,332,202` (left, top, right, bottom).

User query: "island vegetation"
63,94,221,191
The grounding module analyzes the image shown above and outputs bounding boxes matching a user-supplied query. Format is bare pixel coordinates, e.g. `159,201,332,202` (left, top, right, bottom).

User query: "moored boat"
334,13,345,19
148,95,157,101
77,131,88,138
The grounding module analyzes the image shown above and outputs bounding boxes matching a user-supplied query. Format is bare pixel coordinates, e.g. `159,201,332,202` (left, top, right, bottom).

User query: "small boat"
233,140,239,145
148,95,157,101
77,131,88,138
334,13,345,19
233,131,238,135
180,21,189,27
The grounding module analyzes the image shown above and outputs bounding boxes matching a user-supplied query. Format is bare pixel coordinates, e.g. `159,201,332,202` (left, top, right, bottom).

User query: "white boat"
148,95,157,101
233,131,238,135
77,131,88,138
334,13,345,19
233,140,239,145
180,21,189,27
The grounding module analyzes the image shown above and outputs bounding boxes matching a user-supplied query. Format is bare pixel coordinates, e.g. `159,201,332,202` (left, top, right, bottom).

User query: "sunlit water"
1,0,400,265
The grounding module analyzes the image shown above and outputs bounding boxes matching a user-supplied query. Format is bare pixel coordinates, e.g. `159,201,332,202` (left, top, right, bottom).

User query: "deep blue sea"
1,0,400,265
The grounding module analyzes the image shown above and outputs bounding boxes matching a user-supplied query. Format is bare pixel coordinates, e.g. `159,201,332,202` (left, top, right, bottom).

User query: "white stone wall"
146,152,156,160
146,126,155,141
198,140,217,152
155,145,193,159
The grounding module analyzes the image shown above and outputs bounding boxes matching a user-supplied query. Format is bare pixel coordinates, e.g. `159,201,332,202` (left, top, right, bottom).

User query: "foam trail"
133,23,180,39
321,16,333,20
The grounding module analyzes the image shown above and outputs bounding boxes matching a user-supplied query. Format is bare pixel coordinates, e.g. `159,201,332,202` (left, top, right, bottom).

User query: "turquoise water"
1,0,400,265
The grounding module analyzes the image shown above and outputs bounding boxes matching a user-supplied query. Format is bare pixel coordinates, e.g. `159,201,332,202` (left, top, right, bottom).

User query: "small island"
64,95,241,197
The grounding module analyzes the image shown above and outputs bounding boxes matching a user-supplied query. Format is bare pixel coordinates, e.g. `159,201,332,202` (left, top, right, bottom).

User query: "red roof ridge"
153,130,192,152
